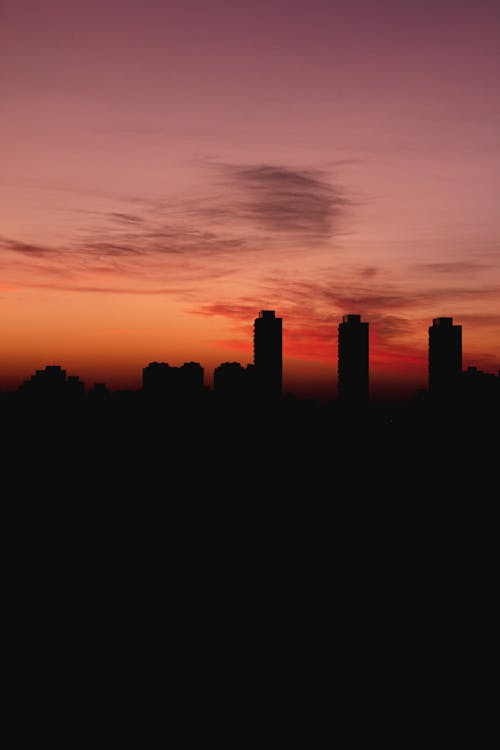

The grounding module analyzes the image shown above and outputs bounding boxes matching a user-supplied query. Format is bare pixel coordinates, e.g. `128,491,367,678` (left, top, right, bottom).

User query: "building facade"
253,310,283,399
428,317,462,397
338,314,369,405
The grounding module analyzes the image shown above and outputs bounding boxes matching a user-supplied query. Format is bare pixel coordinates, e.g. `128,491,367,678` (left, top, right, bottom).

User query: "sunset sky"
1,0,499,398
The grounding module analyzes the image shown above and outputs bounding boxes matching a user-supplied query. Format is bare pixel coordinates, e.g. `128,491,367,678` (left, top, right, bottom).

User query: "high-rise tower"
253,310,283,399
338,314,369,405
428,317,462,397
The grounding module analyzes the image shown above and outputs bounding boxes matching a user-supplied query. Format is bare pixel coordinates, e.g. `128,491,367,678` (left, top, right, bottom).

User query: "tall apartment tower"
428,317,462,397
338,314,369,405
253,310,283,399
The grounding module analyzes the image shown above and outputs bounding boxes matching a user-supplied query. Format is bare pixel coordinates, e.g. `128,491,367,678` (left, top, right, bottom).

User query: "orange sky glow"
1,0,499,399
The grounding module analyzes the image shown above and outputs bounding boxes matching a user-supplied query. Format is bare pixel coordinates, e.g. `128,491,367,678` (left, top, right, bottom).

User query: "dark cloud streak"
219,163,349,240
414,261,492,274
1,238,59,257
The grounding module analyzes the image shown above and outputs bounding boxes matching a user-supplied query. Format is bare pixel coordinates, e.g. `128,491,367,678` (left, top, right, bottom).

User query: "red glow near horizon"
1,1,499,398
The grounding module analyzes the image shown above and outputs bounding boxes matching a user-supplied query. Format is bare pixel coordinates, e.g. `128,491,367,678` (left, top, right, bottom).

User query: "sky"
1,0,499,399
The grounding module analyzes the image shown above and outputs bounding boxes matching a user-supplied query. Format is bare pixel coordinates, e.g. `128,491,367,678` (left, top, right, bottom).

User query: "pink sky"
1,0,499,398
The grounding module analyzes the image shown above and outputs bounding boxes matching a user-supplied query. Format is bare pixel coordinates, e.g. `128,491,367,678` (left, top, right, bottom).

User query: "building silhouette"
338,314,369,406
214,362,255,401
142,361,204,399
179,362,204,394
87,382,110,401
4,312,500,425
18,364,84,400
459,365,499,408
428,317,462,398
143,362,172,396
253,310,282,400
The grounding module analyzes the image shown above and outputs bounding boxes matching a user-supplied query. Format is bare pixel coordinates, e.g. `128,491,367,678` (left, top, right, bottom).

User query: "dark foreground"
2,390,496,743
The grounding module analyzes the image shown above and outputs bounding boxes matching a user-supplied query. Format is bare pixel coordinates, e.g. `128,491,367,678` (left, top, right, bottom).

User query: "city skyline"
1,1,499,399
4,309,499,401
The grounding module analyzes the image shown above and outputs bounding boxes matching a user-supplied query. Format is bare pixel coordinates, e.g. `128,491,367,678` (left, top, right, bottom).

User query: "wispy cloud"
458,312,500,327
190,302,259,320
0,216,253,291
218,163,350,240
108,212,144,225
2,161,499,367
1,160,351,297
190,264,500,367
9,281,193,295
1,238,59,257
414,261,492,275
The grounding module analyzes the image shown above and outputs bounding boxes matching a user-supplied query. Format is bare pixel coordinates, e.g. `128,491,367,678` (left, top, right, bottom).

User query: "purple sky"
1,0,499,395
